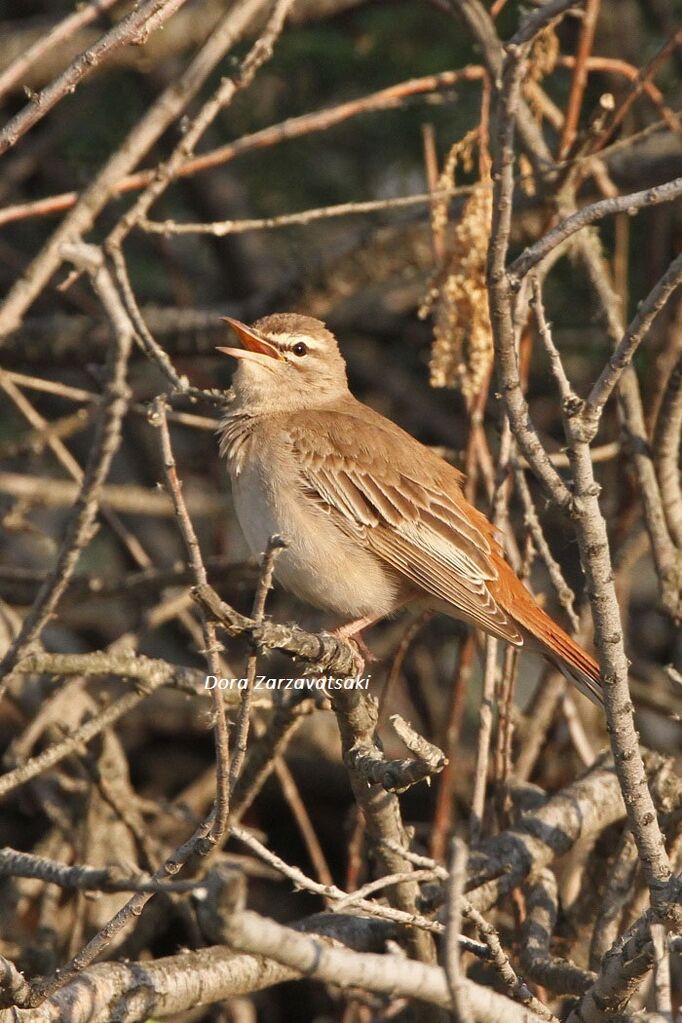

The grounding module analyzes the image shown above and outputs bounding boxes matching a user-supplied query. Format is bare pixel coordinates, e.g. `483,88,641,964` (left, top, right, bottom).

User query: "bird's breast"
228,437,402,620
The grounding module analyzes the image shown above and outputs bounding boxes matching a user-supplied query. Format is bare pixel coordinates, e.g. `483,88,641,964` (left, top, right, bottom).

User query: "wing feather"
285,403,521,644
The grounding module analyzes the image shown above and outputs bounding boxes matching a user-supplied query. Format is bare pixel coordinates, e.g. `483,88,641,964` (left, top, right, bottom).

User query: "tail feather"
526,629,604,708
552,656,603,708
491,559,603,707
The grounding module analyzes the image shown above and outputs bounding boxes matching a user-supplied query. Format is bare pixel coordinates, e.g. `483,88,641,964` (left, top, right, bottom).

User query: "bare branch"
558,0,601,156
151,396,230,844
140,187,470,236
465,754,664,912
106,0,295,250
521,868,596,995
0,848,203,895
479,0,680,928
0,912,501,1023
229,536,287,793
221,905,547,1022
509,179,682,285
463,895,559,1022
0,652,207,800
0,0,189,156
346,713,447,793
0,470,225,517
0,0,122,101
653,348,682,548
0,0,273,339
444,837,473,1023
485,40,575,511
582,250,682,428
566,888,682,1023
0,243,132,689
230,823,487,954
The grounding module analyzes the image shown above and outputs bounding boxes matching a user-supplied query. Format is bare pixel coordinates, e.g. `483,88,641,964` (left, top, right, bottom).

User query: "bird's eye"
292,341,308,357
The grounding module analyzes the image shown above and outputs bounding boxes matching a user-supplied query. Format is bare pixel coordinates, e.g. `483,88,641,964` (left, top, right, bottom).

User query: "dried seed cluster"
421,166,493,402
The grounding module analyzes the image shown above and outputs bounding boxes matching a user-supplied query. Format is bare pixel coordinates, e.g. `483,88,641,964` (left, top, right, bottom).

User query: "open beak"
217,316,284,364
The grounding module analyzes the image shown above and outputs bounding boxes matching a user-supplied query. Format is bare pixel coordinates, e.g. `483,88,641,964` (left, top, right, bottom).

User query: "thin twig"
558,0,601,156
140,187,471,236
151,396,230,844
106,0,295,251
444,837,473,1023
230,824,487,955
272,758,335,890
582,250,682,429
0,243,132,690
469,636,497,845
230,536,287,793
109,248,214,402
0,0,189,156
0,0,271,339
464,894,560,1021
589,29,682,155
0,653,212,800
0,0,122,101
508,178,682,284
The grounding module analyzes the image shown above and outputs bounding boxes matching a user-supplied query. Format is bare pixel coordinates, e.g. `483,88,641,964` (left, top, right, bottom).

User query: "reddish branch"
589,28,682,154
0,67,484,232
559,0,601,156
557,54,682,137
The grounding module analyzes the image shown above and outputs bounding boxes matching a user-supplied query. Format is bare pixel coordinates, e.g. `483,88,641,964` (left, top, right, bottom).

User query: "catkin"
422,181,493,401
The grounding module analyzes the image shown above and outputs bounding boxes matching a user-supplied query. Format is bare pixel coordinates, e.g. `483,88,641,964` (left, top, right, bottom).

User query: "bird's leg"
334,611,385,639
331,611,385,670
332,597,415,669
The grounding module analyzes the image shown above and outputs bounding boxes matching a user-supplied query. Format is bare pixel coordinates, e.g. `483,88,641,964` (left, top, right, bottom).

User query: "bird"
216,312,602,707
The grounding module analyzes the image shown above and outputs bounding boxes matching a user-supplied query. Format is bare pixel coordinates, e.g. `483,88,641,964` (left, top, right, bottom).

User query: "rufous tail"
494,560,603,707
520,623,603,707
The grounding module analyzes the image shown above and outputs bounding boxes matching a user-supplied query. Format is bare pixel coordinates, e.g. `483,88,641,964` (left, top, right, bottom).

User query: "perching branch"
192,581,360,677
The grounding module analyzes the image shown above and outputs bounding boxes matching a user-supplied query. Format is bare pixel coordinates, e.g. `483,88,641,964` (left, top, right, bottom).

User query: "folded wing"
287,404,523,645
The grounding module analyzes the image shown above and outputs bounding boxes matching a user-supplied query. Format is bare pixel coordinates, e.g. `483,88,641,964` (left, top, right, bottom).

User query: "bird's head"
218,313,348,410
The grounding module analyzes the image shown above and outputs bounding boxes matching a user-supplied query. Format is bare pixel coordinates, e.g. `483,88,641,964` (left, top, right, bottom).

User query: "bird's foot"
331,626,376,665
330,628,373,676
350,633,375,666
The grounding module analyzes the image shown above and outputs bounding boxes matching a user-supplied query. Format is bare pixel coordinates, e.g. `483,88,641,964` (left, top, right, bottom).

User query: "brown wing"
284,399,522,645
